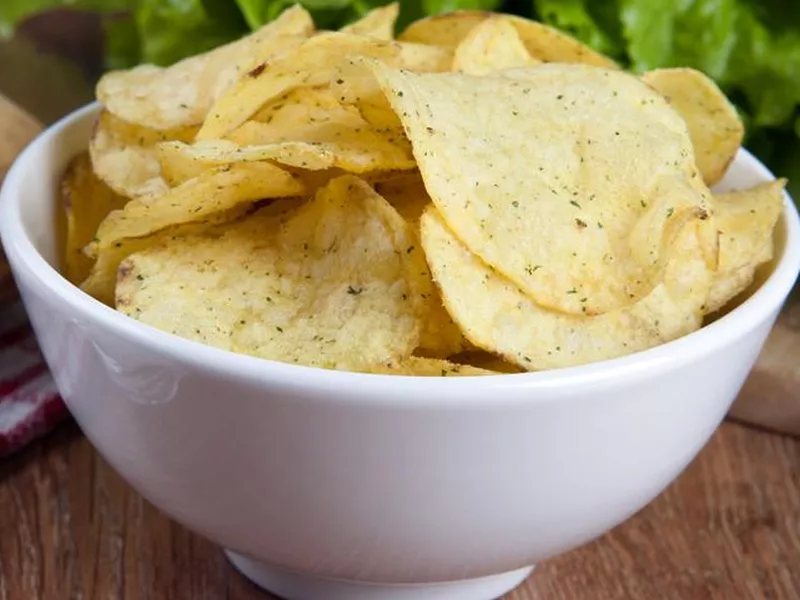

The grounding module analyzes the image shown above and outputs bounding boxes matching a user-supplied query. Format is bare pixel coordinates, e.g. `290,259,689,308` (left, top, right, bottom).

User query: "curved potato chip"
96,6,314,130
61,152,127,285
342,3,399,40
332,57,402,129
88,111,196,198
372,63,711,315
399,11,616,68
421,207,711,370
82,202,278,305
367,356,497,376
197,33,401,141
705,179,785,314
642,68,744,186
117,176,424,370
398,10,495,47
453,16,540,76
94,161,305,251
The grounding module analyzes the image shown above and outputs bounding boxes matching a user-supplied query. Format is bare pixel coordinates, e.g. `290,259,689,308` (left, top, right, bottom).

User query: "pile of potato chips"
61,4,786,376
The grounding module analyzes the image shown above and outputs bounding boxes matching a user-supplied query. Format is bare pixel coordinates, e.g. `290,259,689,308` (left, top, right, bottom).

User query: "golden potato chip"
398,10,494,48
367,356,497,376
400,11,616,68
251,85,345,126
342,3,399,40
89,111,196,198
82,203,274,305
453,16,540,76
331,57,403,129
167,131,414,173
705,180,785,314
117,176,425,370
93,162,305,252
61,152,127,285
421,207,711,370
96,6,314,130
507,15,617,68
641,68,744,186
371,63,712,316
197,33,401,141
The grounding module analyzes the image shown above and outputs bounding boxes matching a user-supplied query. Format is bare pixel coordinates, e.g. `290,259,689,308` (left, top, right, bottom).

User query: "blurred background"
1,0,799,201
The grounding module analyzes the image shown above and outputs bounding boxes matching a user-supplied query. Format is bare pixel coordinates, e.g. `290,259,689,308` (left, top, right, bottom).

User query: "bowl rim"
1,103,799,404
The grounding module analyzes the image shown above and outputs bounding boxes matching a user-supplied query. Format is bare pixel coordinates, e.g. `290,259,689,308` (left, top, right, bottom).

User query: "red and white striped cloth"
0,300,68,456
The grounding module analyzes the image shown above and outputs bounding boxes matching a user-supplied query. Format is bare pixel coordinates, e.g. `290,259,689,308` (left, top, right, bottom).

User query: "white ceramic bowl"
2,105,799,600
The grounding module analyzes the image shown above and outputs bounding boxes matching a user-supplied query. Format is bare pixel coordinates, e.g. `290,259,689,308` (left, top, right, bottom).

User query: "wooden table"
1,420,798,600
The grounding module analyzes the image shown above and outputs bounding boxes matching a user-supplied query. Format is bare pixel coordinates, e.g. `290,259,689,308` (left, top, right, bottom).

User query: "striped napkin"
0,300,67,456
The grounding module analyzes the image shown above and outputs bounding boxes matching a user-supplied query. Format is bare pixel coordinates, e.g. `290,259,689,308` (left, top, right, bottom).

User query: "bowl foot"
225,550,533,600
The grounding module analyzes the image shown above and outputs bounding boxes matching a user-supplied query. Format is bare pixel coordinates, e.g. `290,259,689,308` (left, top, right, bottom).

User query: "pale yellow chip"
197,32,400,141
421,207,712,370
229,121,413,172
96,6,314,130
342,3,399,40
372,63,712,316
367,356,497,376
89,111,196,198
60,152,127,285
82,203,272,306
331,57,403,129
400,11,616,68
641,68,744,186
453,16,540,76
705,179,785,314
399,10,495,48
116,175,425,370
93,161,305,252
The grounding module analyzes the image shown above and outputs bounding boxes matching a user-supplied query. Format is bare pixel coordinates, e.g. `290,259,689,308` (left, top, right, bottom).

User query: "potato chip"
421,207,711,370
82,203,273,305
642,68,744,186
89,110,196,198
93,162,305,252
400,11,616,68
251,85,347,126
368,356,497,376
197,33,401,141
371,63,712,316
117,176,424,370
96,6,314,130
705,180,785,314
453,16,540,76
176,134,413,174
331,57,403,129
398,10,495,48
342,3,399,40
61,152,127,284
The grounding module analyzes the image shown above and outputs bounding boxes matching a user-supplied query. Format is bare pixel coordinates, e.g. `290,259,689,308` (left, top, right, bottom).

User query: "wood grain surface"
0,421,798,600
